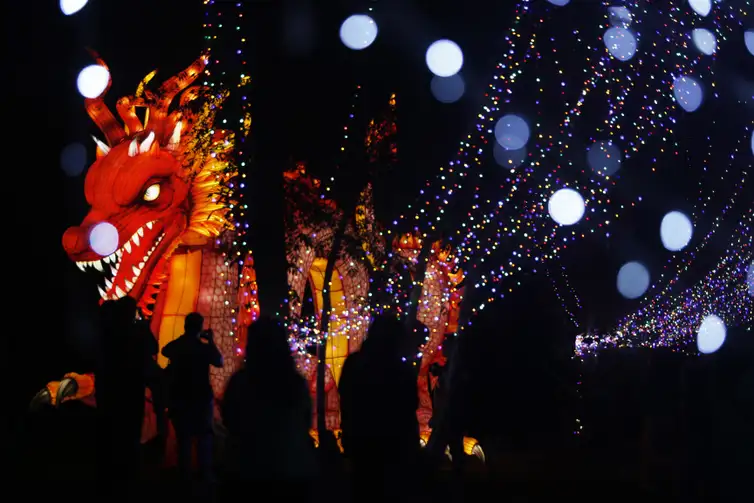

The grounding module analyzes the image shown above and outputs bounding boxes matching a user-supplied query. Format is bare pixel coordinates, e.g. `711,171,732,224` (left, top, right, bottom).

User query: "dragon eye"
143,183,161,202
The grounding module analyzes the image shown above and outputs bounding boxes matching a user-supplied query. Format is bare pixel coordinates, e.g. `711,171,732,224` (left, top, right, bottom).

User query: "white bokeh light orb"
425,39,464,77
617,261,650,300
60,142,87,177
747,261,753,297
688,0,711,17
340,15,378,50
548,188,585,226
493,143,527,169
587,140,622,176
672,75,704,112
608,6,632,27
494,114,530,150
60,0,88,15
660,211,693,252
604,27,637,61
89,222,119,257
430,74,465,104
77,65,110,99
691,28,717,55
547,0,570,5
746,30,754,56
697,315,726,354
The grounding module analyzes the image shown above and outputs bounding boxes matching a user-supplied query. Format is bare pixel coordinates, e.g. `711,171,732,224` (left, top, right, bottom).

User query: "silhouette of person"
339,315,420,503
134,311,167,443
221,316,317,496
162,312,223,482
95,297,148,493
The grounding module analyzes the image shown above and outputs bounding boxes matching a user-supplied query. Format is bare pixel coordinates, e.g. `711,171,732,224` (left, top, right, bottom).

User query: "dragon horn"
156,54,209,111
128,138,139,157
91,135,110,156
83,49,126,146
167,121,183,150
139,131,156,154
116,96,145,136
136,69,158,98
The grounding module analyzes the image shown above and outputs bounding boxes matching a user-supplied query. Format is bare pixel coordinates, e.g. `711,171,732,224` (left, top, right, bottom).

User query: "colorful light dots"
426,39,464,77
89,222,119,257
604,27,637,61
747,261,753,297
617,261,650,300
547,188,585,226
746,30,754,57
691,28,717,56
60,0,88,16
672,75,704,113
494,114,530,151
661,211,693,252
697,314,726,354
430,74,465,104
688,0,712,18
586,140,622,176
76,65,109,99
339,14,378,50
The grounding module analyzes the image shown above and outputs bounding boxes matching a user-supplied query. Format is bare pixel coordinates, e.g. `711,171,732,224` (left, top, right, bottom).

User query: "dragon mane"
86,52,236,248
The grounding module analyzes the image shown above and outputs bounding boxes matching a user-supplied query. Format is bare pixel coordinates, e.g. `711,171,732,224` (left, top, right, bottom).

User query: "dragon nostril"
62,226,90,255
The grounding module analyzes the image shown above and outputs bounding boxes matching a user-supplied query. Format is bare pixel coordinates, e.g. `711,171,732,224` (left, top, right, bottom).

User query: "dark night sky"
8,0,753,397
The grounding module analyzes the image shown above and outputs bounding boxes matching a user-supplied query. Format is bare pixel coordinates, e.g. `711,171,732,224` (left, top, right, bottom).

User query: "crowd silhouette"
76,297,445,501
20,295,754,503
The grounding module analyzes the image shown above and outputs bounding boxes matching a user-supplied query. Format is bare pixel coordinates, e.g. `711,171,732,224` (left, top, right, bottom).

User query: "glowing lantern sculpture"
35,54,249,423
37,55,478,460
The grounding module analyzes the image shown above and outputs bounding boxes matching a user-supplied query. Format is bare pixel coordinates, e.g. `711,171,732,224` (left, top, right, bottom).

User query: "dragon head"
62,53,236,314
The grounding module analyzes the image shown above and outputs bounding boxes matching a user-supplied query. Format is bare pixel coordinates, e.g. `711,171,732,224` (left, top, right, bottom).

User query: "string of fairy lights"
456,0,732,273
549,128,750,331
386,1,650,328
402,1,750,332
200,0,750,370
546,264,583,330
200,0,255,348
575,208,753,357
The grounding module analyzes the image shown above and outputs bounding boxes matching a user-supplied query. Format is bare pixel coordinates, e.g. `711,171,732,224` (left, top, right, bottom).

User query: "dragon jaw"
74,220,167,303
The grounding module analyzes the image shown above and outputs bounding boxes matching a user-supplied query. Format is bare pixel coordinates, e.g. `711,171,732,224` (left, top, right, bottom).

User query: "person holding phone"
161,312,223,483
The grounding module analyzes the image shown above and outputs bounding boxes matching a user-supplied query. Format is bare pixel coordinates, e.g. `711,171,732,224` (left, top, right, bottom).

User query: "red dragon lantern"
33,53,242,408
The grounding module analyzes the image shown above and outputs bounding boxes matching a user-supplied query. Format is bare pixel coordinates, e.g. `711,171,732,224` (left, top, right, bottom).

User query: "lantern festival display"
35,54,481,458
